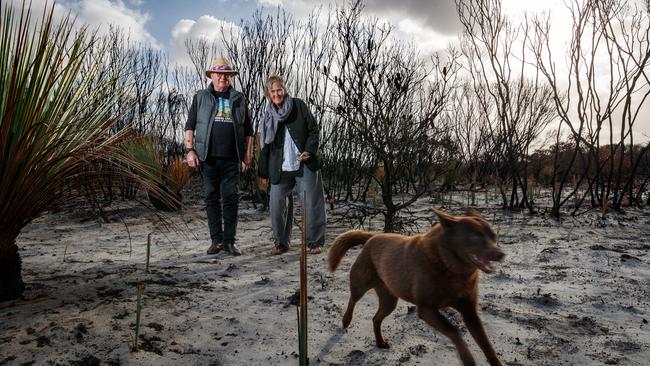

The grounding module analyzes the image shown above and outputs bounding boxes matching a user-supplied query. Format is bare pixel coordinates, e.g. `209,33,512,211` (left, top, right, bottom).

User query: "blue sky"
11,0,648,63
14,0,466,63
132,0,463,49
16,0,586,64
9,0,631,67
133,0,261,48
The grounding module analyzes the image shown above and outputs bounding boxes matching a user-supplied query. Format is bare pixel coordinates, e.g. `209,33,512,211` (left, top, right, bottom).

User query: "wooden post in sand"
145,233,152,273
298,191,309,366
133,284,145,351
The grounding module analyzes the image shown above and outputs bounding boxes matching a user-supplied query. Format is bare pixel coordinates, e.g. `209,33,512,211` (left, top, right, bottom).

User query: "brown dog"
328,209,505,366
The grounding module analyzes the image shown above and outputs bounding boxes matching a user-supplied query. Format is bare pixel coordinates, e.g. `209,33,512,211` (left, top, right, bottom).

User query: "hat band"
209,65,234,72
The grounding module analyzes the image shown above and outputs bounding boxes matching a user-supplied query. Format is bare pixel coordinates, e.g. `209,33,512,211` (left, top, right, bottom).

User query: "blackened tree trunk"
0,231,24,301
381,161,396,233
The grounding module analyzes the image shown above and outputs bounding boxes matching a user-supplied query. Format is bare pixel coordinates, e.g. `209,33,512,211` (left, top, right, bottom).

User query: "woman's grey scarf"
260,95,293,147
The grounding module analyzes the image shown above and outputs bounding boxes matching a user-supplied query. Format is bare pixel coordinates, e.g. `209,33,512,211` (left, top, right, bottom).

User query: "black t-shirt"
209,89,237,159
184,85,253,160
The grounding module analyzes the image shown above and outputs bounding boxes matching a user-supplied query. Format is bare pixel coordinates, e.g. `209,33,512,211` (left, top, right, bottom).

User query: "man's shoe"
225,242,242,256
207,241,223,255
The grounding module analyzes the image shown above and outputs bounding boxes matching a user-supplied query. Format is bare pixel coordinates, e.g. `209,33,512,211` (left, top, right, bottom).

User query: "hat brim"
205,70,239,78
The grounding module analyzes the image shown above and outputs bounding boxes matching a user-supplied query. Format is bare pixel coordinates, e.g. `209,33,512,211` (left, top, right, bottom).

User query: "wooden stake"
133,284,145,351
299,191,309,366
145,232,152,273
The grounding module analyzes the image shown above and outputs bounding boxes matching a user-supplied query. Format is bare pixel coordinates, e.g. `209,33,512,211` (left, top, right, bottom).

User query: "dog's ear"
432,208,458,229
462,207,482,217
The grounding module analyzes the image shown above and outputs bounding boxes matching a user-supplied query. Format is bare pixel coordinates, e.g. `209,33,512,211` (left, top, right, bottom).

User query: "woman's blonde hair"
264,75,287,98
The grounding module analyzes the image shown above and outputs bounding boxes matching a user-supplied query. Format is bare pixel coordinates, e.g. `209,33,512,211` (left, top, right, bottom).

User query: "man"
185,58,253,256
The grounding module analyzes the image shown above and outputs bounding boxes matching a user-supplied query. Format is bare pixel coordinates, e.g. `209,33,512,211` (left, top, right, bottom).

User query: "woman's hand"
297,151,310,162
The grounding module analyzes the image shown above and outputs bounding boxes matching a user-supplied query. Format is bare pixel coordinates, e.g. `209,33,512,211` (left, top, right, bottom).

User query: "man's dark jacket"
185,85,251,162
258,98,321,184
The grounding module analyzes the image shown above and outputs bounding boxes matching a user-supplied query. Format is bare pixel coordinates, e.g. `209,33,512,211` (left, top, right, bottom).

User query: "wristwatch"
185,146,196,153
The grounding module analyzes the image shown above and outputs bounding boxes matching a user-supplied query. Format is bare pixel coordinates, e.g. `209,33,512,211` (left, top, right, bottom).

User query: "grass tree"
0,2,173,301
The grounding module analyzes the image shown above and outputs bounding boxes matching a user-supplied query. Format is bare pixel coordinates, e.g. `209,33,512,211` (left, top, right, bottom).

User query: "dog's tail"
328,230,375,272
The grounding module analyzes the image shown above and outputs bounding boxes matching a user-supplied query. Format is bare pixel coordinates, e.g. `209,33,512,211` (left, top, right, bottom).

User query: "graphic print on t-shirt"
214,97,232,123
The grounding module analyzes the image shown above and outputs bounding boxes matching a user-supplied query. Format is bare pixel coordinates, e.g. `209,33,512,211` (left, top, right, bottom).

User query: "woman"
258,75,326,255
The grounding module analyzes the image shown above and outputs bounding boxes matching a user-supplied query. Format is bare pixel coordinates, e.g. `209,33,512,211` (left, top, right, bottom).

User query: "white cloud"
396,18,457,55
76,0,159,47
258,0,284,6
170,15,240,66
252,0,456,56
6,0,159,48
255,0,328,25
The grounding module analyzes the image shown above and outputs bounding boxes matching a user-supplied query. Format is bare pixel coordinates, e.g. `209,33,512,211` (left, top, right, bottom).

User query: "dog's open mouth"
469,254,499,274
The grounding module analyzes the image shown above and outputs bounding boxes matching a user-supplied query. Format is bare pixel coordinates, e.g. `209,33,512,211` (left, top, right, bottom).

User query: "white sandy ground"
1,190,649,366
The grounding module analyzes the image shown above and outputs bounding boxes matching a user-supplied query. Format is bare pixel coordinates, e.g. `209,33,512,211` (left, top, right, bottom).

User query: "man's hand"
241,154,252,172
297,151,310,162
186,151,199,168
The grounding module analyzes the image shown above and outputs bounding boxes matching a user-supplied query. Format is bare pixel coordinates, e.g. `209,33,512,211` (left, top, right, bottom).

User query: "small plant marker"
145,233,152,273
133,284,145,351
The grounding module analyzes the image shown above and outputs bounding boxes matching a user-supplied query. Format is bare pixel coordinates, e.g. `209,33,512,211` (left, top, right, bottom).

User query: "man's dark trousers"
201,157,239,244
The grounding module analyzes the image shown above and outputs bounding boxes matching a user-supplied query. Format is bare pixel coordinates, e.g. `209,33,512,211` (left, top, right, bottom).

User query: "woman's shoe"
272,245,289,255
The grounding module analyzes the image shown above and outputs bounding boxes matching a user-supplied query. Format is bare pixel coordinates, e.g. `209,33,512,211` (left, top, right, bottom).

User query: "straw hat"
205,57,239,78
